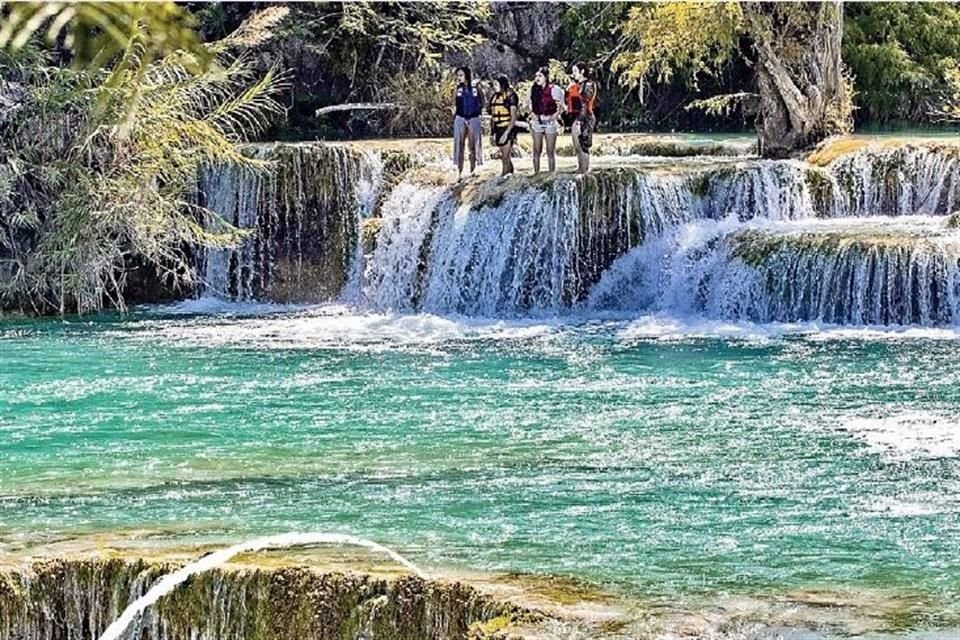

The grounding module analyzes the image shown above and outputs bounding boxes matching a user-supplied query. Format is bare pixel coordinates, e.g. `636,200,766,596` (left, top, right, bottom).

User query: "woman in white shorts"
528,67,565,174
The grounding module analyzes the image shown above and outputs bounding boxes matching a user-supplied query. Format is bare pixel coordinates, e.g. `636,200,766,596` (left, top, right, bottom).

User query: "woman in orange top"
567,62,597,175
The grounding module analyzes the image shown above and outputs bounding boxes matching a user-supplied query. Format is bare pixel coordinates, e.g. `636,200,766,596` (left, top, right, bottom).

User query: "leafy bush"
844,3,960,124
379,68,456,137
0,7,289,314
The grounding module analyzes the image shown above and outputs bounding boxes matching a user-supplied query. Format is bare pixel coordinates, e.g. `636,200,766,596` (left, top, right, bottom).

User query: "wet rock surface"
0,559,528,640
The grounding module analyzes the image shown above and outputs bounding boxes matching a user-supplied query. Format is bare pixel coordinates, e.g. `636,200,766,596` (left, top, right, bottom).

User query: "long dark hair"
531,67,550,110
570,62,589,78
456,66,473,87
495,74,511,93
536,66,550,85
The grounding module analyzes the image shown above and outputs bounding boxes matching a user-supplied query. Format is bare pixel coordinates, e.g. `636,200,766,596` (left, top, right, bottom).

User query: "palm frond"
1,7,288,314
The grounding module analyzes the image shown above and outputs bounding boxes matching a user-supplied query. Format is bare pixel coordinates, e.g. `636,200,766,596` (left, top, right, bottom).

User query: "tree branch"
314,102,399,117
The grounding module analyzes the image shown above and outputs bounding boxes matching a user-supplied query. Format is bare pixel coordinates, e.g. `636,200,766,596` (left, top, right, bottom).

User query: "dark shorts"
492,125,517,147
575,115,595,152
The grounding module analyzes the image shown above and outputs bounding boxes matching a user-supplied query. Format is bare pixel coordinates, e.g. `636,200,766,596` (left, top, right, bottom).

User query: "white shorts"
530,118,559,135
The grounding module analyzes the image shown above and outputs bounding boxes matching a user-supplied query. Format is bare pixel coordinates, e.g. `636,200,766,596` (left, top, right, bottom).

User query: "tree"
0,2,210,73
935,68,960,123
0,6,290,314
271,1,491,134
843,2,960,124
612,1,852,157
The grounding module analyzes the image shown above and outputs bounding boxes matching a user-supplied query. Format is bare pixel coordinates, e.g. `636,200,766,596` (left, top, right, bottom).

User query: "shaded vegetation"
1,1,958,314
0,5,288,314
843,2,960,125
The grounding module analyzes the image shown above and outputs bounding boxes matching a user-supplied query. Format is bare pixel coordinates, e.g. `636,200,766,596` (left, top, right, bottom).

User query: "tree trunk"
750,3,850,158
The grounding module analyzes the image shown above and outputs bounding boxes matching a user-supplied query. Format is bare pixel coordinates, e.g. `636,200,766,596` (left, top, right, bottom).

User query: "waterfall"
197,143,383,302
703,160,820,221
0,558,517,640
365,169,701,315
588,216,960,326
98,533,426,640
828,144,960,217
364,146,958,317
193,139,959,326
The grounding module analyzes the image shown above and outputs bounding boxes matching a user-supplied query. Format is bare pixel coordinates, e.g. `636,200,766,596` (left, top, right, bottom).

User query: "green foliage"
937,69,960,123
379,68,456,137
686,91,757,117
336,1,488,67
0,8,289,314
559,3,628,70
844,2,960,124
558,3,680,130
0,2,210,73
612,2,744,90
283,2,490,81
276,1,490,134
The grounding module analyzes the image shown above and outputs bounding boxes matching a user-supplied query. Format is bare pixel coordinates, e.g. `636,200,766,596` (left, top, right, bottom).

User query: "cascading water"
588,216,960,325
97,533,426,640
1,555,511,640
703,160,821,221
195,138,960,326
828,144,959,216
366,168,706,315
197,143,382,302
363,145,958,319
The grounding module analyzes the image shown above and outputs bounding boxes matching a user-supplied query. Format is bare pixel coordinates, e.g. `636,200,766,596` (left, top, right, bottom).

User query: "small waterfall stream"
198,144,382,302
97,533,426,640
587,216,960,325
195,140,960,326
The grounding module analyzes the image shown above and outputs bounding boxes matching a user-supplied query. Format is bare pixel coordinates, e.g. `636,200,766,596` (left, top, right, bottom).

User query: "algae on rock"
0,559,525,640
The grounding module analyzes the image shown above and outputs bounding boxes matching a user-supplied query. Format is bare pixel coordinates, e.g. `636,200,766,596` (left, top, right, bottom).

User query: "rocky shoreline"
0,558,538,640
1,549,956,640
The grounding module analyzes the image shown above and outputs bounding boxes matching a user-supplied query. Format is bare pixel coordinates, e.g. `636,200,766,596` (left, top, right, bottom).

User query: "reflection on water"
1,305,959,636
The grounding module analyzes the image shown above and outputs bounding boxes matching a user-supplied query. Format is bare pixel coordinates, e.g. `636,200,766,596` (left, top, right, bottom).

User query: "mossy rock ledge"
0,559,535,640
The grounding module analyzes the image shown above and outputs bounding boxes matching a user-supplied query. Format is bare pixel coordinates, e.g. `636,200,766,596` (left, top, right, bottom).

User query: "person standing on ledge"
489,75,520,176
452,66,484,180
567,63,597,174
529,67,565,174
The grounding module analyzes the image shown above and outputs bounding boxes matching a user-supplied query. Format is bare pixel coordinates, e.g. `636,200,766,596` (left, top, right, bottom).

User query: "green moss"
1,559,527,640
731,230,786,267
689,172,712,198
804,168,836,218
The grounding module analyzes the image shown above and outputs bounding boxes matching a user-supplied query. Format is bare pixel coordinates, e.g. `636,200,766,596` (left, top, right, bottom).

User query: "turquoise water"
2,304,959,628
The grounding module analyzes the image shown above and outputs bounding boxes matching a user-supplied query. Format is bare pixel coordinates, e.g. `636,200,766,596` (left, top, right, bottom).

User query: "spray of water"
97,532,427,640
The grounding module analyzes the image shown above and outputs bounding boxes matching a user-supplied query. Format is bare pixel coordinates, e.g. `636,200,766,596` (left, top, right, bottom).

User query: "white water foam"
135,303,567,351
143,297,319,316
97,532,426,640
839,411,960,460
134,303,960,353
587,215,960,325
617,314,960,343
